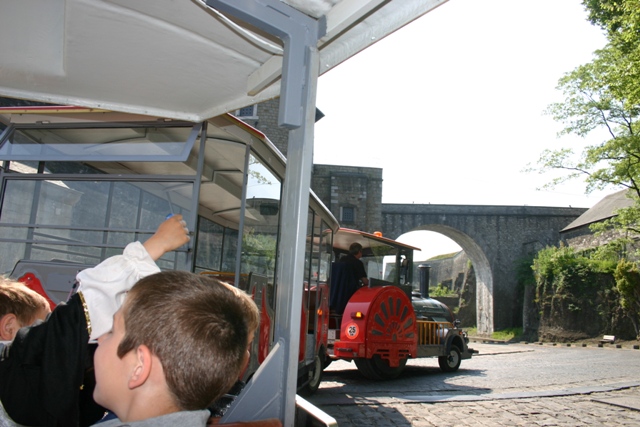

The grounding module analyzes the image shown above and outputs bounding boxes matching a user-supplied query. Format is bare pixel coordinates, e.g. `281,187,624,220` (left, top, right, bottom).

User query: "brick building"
560,189,635,251
310,164,382,234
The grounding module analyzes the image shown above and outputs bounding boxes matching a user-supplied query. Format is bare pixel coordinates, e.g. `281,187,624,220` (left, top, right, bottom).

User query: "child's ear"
0,313,19,341
128,345,153,389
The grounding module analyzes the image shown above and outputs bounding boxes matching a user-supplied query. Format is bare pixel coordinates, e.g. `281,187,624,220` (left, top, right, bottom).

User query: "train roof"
0,107,340,232
0,1,448,122
333,227,421,257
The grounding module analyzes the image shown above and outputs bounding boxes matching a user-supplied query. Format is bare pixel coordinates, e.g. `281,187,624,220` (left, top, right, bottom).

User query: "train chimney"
418,264,431,298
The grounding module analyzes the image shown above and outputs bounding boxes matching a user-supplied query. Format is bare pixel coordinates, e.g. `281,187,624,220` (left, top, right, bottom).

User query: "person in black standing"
341,243,369,288
330,242,369,316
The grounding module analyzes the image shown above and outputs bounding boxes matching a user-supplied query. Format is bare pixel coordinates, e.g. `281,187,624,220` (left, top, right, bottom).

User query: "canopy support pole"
206,1,325,425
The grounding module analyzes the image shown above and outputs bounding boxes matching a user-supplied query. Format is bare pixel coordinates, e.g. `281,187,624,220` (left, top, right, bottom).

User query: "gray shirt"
93,410,210,427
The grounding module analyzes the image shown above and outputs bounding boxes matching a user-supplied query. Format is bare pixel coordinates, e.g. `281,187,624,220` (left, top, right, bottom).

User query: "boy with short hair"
0,280,51,342
92,271,254,426
0,215,191,427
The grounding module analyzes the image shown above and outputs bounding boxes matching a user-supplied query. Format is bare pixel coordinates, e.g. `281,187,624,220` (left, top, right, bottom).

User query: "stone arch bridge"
380,204,587,335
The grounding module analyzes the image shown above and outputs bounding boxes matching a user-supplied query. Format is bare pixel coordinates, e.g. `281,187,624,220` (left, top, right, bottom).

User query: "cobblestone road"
306,342,640,426
320,387,640,426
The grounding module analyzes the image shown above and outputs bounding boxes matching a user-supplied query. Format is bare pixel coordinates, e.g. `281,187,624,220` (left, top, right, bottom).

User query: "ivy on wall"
531,243,638,340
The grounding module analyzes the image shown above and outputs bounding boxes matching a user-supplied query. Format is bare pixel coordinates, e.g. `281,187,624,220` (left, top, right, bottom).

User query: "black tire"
354,357,381,380
438,345,461,372
354,355,407,380
322,357,333,370
299,352,324,396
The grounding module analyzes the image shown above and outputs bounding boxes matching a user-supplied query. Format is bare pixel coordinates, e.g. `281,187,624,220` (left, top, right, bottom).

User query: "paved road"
305,341,640,426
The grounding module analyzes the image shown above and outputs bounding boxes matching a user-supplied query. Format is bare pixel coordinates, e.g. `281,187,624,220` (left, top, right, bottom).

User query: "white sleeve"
76,241,160,340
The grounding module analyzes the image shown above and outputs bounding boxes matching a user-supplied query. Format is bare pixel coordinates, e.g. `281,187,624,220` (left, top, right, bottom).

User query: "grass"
465,327,524,342
426,252,460,261
429,284,458,298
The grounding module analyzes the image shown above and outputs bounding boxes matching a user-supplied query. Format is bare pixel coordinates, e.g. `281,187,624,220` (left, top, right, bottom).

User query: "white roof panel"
0,0,448,121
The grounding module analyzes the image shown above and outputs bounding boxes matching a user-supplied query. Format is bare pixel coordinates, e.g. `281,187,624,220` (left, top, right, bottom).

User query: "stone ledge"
468,338,640,350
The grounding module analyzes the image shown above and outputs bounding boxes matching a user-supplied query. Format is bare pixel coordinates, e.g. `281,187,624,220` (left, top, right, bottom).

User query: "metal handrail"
417,320,453,346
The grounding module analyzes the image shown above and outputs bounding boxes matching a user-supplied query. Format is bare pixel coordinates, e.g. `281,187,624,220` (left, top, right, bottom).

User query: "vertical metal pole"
205,1,324,424
234,144,251,287
188,122,208,272
275,44,320,424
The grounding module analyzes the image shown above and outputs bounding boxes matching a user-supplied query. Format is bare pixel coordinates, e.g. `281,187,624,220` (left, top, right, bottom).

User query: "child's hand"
143,214,191,261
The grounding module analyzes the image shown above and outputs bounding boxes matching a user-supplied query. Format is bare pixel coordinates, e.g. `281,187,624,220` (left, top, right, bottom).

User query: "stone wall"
251,98,290,156
561,224,636,252
417,251,468,291
414,252,477,327
311,164,382,233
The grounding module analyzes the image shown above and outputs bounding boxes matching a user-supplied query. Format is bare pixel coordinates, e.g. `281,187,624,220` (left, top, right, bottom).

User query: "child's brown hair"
220,281,260,338
117,271,252,410
0,278,50,325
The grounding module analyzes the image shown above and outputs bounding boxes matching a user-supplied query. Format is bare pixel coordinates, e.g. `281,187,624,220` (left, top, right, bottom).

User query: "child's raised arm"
143,214,191,261
77,216,190,340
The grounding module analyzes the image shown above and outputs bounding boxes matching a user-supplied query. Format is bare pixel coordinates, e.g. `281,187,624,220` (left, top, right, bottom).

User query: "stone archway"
381,203,585,332
408,224,494,335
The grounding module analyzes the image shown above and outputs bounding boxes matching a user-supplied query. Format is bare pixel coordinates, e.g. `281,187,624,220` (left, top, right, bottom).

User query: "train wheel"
322,357,333,370
355,355,407,380
299,350,324,396
438,345,461,372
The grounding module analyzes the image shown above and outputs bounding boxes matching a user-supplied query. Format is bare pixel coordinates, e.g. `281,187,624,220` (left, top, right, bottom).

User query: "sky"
312,0,613,258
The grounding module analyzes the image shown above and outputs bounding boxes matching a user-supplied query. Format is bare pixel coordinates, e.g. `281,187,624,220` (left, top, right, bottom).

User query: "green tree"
582,0,640,107
529,1,640,238
528,2,640,336
536,48,640,196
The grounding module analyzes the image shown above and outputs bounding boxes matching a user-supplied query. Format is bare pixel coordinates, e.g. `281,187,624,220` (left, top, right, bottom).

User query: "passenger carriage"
0,1,454,424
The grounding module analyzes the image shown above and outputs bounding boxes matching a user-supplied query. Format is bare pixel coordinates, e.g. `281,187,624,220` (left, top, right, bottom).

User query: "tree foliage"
582,0,640,107
526,2,640,338
529,0,640,239
537,45,640,195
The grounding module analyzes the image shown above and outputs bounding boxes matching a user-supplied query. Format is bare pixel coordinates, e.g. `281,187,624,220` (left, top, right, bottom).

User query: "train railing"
417,320,453,346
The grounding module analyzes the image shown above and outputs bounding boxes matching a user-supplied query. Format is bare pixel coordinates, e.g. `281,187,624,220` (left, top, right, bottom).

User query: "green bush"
429,283,455,297
532,242,635,340
614,260,640,338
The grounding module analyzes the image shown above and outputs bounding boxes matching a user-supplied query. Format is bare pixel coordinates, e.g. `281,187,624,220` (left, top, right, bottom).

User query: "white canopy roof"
0,0,448,122
0,1,451,423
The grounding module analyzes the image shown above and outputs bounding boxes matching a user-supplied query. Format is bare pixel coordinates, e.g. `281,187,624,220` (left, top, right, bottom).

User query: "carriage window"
194,217,238,275
195,217,224,272
318,221,333,283
304,209,315,286
240,154,281,285
0,174,191,274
